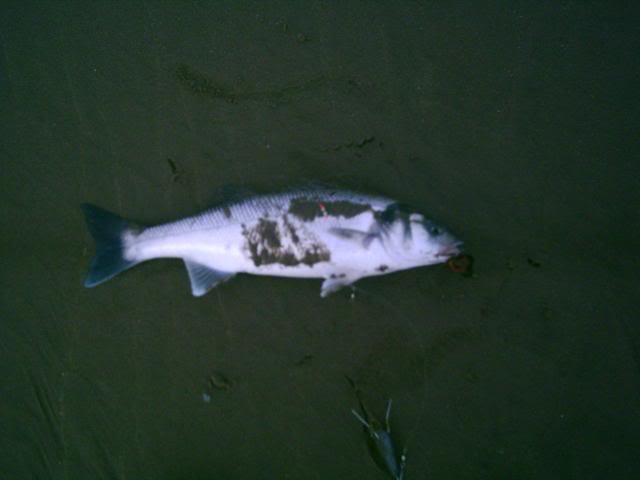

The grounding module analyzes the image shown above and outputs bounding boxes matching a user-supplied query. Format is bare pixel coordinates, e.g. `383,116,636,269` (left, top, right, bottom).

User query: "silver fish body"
82,188,462,297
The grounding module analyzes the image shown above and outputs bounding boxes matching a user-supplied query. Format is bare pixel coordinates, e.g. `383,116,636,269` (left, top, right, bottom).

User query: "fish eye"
425,222,441,236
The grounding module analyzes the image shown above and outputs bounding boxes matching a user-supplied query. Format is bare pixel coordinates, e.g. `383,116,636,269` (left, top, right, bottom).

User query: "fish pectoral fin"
184,260,235,297
328,228,377,248
320,275,357,298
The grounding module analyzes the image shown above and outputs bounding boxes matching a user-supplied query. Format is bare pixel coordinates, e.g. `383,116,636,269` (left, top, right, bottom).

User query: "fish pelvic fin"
81,204,142,288
183,260,235,297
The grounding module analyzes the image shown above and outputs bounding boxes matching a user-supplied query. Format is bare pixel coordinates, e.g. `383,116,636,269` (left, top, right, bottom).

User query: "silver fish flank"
82,188,462,297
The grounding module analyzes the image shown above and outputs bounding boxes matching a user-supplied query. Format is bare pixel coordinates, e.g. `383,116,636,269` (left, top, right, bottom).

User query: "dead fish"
81,187,462,297
347,376,406,479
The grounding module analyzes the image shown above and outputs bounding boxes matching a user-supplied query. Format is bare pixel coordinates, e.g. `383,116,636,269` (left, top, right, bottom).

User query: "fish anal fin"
320,274,358,298
184,260,235,297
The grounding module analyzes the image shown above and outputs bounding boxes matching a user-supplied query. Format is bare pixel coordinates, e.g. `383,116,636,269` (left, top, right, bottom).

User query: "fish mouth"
436,241,463,259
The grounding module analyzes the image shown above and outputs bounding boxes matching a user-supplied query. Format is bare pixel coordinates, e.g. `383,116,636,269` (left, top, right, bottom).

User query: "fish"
81,187,462,297
346,376,406,479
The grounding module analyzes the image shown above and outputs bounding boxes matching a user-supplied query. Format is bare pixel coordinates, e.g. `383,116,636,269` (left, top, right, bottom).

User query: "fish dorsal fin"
184,260,235,297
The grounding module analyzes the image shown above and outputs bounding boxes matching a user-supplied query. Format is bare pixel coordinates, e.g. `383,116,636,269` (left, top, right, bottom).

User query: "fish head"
413,216,463,263
380,204,462,267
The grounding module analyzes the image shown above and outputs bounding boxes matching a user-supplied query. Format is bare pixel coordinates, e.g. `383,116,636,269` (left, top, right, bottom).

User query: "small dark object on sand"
209,371,233,390
294,354,314,366
527,257,541,268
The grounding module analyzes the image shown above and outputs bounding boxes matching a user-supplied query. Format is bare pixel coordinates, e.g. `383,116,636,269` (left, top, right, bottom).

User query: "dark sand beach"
1,2,638,478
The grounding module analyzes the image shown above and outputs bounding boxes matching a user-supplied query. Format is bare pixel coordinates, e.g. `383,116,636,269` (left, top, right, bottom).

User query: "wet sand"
1,2,638,478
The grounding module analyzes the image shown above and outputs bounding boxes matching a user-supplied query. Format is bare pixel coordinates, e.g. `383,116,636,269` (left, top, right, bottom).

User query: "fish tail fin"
81,203,142,288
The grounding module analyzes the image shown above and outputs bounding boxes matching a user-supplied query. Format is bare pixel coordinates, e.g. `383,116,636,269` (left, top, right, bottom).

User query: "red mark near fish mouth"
447,254,473,276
